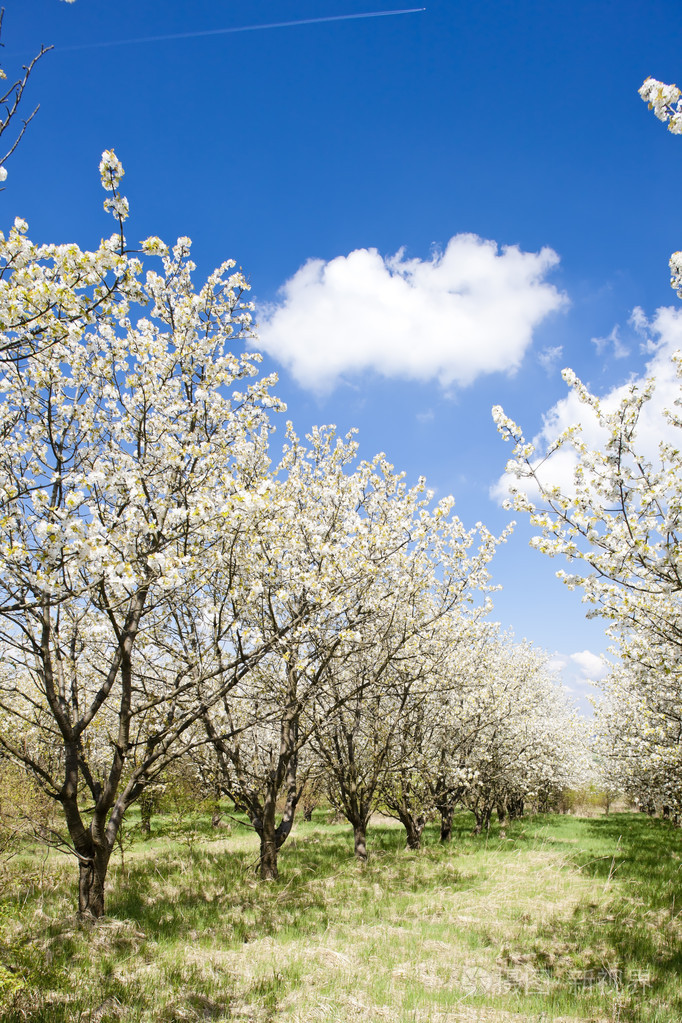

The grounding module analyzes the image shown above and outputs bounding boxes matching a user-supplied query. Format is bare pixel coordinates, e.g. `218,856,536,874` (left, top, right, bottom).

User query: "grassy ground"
0,810,681,1022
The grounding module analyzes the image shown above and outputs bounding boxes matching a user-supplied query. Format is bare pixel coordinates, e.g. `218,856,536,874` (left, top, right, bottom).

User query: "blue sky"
7,0,682,710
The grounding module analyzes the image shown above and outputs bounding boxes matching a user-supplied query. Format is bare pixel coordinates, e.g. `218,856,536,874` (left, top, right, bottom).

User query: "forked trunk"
302,802,316,822
472,807,492,836
433,776,459,845
255,773,299,881
257,816,296,880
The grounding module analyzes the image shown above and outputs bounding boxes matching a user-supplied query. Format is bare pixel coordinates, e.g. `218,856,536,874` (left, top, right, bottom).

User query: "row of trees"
0,149,594,917
591,658,682,821
189,623,590,857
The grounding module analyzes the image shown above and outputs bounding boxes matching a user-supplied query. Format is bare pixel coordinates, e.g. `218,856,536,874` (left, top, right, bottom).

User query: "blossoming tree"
592,660,682,819
0,152,284,916
309,531,500,860
492,79,682,670
492,77,682,814
197,424,504,876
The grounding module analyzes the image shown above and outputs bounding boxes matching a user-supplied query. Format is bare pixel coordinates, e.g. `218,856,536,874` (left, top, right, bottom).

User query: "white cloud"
570,650,609,681
256,235,567,392
549,649,613,714
492,305,682,502
591,324,629,359
537,345,563,374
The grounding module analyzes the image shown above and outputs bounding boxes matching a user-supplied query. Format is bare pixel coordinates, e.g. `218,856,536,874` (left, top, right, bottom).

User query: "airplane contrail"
55,8,427,53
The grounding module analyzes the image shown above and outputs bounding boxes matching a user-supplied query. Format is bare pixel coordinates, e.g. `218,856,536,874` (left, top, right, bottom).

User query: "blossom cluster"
639,77,682,133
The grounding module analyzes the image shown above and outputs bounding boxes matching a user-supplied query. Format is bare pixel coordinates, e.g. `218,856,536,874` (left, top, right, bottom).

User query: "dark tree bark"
507,796,524,821
381,762,431,852
253,776,298,881
77,844,111,918
402,811,426,850
429,767,466,845
472,806,492,835
439,807,454,843
311,688,402,865
322,735,375,863
53,610,145,919
21,586,261,918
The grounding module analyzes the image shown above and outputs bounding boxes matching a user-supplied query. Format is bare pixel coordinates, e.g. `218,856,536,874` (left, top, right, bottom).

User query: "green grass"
0,810,681,1022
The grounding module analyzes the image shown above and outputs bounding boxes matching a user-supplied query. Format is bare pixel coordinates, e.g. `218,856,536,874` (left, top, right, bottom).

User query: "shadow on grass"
433,811,682,1023
531,813,682,1023
108,814,480,945
8,810,681,1023
0,812,486,1023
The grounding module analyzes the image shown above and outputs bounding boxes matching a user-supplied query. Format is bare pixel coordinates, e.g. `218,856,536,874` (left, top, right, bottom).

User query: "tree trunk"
353,822,368,863
255,771,299,881
302,802,316,822
439,808,453,843
211,782,223,827
139,792,152,837
507,796,524,821
211,799,223,828
433,774,461,845
472,807,492,835
259,835,279,880
404,814,425,850
78,843,111,918
258,787,279,881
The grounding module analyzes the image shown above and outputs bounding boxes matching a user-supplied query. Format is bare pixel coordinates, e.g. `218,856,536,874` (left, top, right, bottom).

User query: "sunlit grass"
0,809,680,1021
